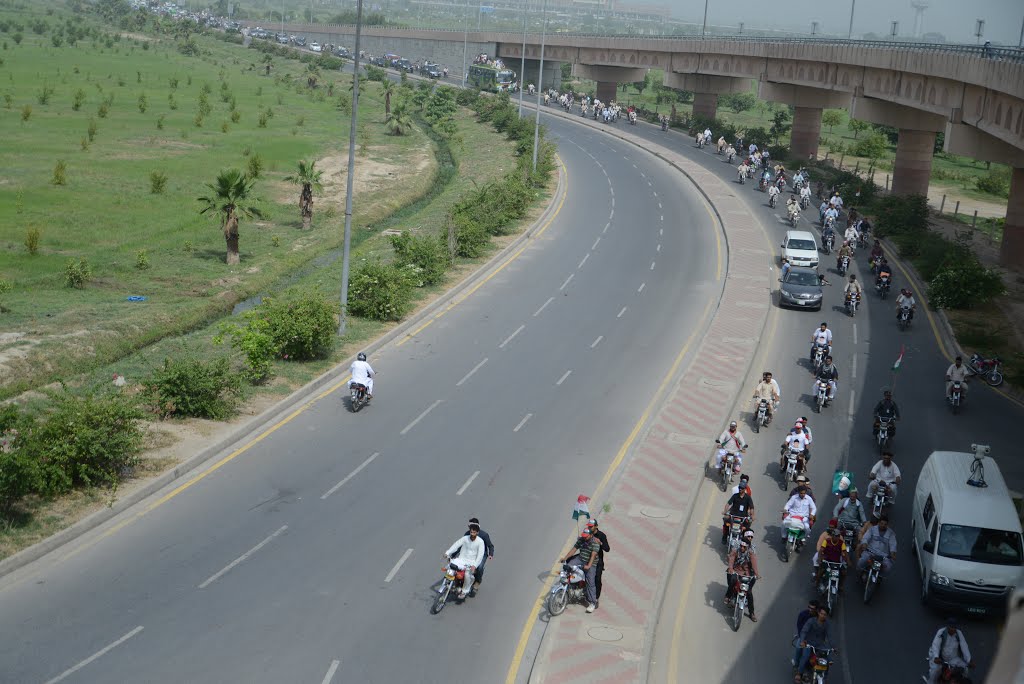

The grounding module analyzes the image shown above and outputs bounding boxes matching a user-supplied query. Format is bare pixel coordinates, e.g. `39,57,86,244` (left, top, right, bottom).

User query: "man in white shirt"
703,127,712,142
444,523,485,599
810,322,832,362
927,618,974,684
781,487,817,540
844,224,860,248
945,356,970,398
823,205,839,227
828,192,843,210
768,183,781,206
867,451,902,501
349,352,375,399
715,421,748,470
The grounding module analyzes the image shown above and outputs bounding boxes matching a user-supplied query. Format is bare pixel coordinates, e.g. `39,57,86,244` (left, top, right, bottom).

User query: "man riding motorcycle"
844,274,863,311
812,518,850,586
443,523,485,599
349,352,375,400
895,288,915,319
867,451,902,503
836,241,854,272
833,487,867,541
786,196,800,222
781,487,817,542
752,371,781,421
856,514,896,577
715,421,748,472
945,355,971,400
810,322,833,363
815,355,839,404
722,486,756,545
872,389,901,438
927,618,975,684
869,239,884,264
725,534,760,621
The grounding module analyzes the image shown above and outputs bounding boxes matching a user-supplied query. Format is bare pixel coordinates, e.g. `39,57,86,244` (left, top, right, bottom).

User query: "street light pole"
462,0,470,88
701,0,709,38
847,0,855,39
518,3,527,116
531,0,547,173
338,0,364,336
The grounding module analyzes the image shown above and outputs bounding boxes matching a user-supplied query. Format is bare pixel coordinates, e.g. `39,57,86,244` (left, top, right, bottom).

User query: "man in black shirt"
722,488,756,545
587,519,611,604
466,517,494,592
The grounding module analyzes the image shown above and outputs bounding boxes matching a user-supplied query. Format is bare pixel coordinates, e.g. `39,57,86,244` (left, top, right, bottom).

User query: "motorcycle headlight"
930,572,951,587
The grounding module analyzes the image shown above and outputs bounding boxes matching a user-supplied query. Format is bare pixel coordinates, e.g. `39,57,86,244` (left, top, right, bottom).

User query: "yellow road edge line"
396,154,569,347
505,174,724,684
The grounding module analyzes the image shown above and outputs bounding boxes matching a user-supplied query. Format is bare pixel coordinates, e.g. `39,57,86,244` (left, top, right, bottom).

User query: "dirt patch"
0,330,96,381
126,137,207,152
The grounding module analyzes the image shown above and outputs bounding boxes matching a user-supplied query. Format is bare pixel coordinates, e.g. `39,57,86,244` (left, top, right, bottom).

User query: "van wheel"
919,570,930,605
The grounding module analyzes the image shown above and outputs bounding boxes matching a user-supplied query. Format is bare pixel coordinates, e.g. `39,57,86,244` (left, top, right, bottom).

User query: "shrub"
168,94,178,110
347,260,416,321
259,290,338,361
97,101,108,118
24,226,40,254
20,104,31,121
144,355,242,419
0,279,11,312
230,109,240,123
258,111,268,127
974,168,1011,198
51,159,67,186
246,153,263,179
156,113,165,130
193,112,203,128
852,132,889,160
873,194,930,237
390,230,450,286
36,85,55,105
450,212,491,258
137,93,147,113
149,170,167,194
87,118,97,141
0,447,42,511
135,249,149,270
64,257,91,288
928,260,1006,309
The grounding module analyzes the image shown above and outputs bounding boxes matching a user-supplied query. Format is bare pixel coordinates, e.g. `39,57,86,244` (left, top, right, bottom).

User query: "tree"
381,80,396,118
769,109,792,145
721,92,756,114
385,101,413,136
821,110,843,134
197,169,263,265
853,132,889,161
284,160,324,230
304,63,320,89
848,118,870,139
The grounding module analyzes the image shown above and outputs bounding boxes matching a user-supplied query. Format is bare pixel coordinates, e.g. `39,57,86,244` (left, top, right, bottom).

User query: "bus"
467,64,516,93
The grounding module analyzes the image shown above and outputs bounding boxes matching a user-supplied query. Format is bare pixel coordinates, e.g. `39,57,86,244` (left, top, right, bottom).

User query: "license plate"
967,607,986,615
445,573,455,580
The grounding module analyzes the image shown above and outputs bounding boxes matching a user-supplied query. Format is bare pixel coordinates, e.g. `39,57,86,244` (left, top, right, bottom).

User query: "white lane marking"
617,306,628,318
638,282,646,293
559,273,575,291
556,370,572,386
658,202,662,209
647,180,652,187
650,261,656,271
499,324,526,348
603,223,610,234
45,626,145,684
853,323,858,345
456,358,489,387
578,253,590,269
609,208,614,220
656,244,661,252
385,548,414,583
659,228,664,235
848,390,856,422
652,191,658,197
632,163,638,169
611,197,615,208
640,171,646,178
851,354,857,379
660,215,664,222
321,453,379,500
199,526,288,589
321,660,341,684
400,399,443,435
533,296,554,317
456,470,480,496
513,413,533,432
591,236,601,250
590,335,604,348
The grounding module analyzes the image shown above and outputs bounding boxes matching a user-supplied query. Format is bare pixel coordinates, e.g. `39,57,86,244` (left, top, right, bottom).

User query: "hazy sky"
675,0,1023,45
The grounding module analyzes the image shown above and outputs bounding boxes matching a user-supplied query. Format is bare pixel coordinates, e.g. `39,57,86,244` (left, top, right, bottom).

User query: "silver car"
779,266,823,310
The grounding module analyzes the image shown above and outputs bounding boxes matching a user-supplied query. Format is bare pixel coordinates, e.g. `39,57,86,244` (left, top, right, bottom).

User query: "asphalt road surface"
627,120,1024,684
0,116,722,682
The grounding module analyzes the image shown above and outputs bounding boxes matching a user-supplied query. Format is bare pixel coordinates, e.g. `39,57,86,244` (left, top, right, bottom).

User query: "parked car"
276,33,289,44
293,36,306,47
310,42,321,52
777,266,823,310
425,66,442,78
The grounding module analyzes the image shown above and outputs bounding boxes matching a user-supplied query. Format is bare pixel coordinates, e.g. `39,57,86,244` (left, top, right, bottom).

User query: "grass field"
0,6,451,399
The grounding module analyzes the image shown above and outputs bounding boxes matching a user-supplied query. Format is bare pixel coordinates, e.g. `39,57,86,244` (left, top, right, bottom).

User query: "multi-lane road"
0,115,723,682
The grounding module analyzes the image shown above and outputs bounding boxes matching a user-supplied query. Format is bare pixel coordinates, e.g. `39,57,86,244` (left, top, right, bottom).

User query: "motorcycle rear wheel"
547,589,569,616
431,582,451,614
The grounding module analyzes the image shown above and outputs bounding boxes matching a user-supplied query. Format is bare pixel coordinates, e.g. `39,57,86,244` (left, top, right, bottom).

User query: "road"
0,116,722,682
617,120,1024,683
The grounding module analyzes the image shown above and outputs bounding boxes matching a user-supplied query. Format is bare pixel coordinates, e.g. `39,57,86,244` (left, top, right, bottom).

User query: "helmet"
357,352,367,362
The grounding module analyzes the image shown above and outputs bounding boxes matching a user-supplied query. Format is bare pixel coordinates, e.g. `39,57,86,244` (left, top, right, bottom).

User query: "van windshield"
938,524,1023,566
787,239,816,251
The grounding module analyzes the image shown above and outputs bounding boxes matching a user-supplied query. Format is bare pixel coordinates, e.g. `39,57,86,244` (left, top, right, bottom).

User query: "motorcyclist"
821,223,837,252
869,239,883,264
867,451,902,503
823,204,839,228
812,518,850,585
444,523,485,599
349,352,375,399
799,182,812,207
782,422,812,473
895,288,915,319
946,355,970,399
721,486,756,545
872,389,901,438
791,418,812,459
789,474,815,502
768,182,781,207
560,528,601,613
856,513,896,577
833,487,867,539
796,606,835,677
810,322,832,363
724,534,760,622
927,618,975,684
714,421,748,472
844,274,863,310
836,241,854,272
843,222,860,249
815,355,839,404
464,517,494,591
786,196,800,221
781,486,817,542
752,371,781,421
731,473,753,497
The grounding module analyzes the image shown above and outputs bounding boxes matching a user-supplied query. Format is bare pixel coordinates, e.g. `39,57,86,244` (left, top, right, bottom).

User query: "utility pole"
531,0,547,173
701,0,709,38
338,0,364,335
974,19,985,44
519,4,527,116
461,0,470,87
847,0,855,39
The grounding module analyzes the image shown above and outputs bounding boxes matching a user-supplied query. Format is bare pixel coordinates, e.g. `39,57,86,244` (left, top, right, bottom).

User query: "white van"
912,446,1023,616
780,230,819,268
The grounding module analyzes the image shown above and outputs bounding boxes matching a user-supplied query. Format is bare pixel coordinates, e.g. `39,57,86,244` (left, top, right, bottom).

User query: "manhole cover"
641,507,670,519
587,626,624,642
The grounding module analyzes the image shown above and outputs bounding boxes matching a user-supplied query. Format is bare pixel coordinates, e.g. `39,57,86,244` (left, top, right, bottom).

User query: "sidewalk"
524,111,773,683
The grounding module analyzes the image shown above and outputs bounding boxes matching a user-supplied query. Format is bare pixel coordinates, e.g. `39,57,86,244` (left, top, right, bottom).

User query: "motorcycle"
725,515,747,553
814,379,830,413
871,254,884,274
930,660,974,683
716,448,742,491
949,380,964,414
818,560,843,615
876,416,893,451
769,193,778,209
800,194,811,210
871,480,893,518
823,234,834,255
967,353,1003,387
759,176,768,192
812,345,827,373
547,560,587,616
824,216,835,232
780,445,804,489
799,646,838,684
754,398,770,433
661,119,668,131
727,150,735,163
789,208,800,226
729,574,755,632
898,304,913,331
877,274,891,299
845,291,861,317
782,514,807,562
839,521,858,553
862,552,884,604
432,560,470,614
350,382,370,412
628,111,637,125
838,255,850,276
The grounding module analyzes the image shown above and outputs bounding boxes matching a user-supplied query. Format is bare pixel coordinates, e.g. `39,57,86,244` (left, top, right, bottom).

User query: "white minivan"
912,446,1023,616
780,230,819,268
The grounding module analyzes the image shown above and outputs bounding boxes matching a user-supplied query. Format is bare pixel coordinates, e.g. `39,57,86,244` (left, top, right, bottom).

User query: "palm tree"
305,63,320,89
197,169,263,265
385,101,413,136
381,80,396,118
283,160,324,230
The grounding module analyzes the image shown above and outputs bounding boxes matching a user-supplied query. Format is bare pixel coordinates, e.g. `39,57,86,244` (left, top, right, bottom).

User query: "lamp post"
974,19,985,44
531,0,547,173
338,0,364,335
890,21,899,40
701,0,709,38
847,0,855,39
462,0,470,87
518,3,527,116
811,21,819,36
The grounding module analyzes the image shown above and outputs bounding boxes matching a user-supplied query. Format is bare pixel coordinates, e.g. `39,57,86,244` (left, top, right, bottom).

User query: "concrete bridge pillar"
692,92,718,120
891,129,937,197
757,83,850,161
1001,168,1024,268
790,107,823,162
663,73,748,122
572,64,646,103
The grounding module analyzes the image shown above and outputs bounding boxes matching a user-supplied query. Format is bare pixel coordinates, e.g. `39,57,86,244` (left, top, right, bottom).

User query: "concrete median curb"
0,157,567,580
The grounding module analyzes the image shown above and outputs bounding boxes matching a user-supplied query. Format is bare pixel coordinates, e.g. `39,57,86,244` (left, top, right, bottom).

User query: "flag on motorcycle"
892,345,905,372
572,495,591,521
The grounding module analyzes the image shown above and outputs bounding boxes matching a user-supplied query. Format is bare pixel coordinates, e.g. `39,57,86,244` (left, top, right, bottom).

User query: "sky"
670,0,1024,45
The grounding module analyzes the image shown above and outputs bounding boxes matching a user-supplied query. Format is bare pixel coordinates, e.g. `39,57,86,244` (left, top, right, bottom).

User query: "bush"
450,212,491,258
974,168,1011,198
873,194,930,237
135,249,149,270
347,260,417,321
259,290,338,361
144,355,242,419
390,230,450,286
452,176,532,237
25,226,40,254
64,257,91,288
216,313,276,382
0,279,11,312
0,448,42,511
149,170,167,194
20,104,31,122
246,153,263,179
928,260,1006,309
51,160,67,185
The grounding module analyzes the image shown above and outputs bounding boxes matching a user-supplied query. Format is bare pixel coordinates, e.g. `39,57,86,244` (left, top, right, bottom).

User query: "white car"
310,42,322,52
780,230,819,269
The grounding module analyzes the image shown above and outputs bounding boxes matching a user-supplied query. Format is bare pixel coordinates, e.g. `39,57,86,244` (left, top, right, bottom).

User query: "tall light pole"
701,0,709,38
847,0,855,39
461,0,470,87
974,19,985,44
890,20,899,40
281,0,285,36
531,0,548,173
811,20,819,36
338,0,364,335
518,3,527,116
